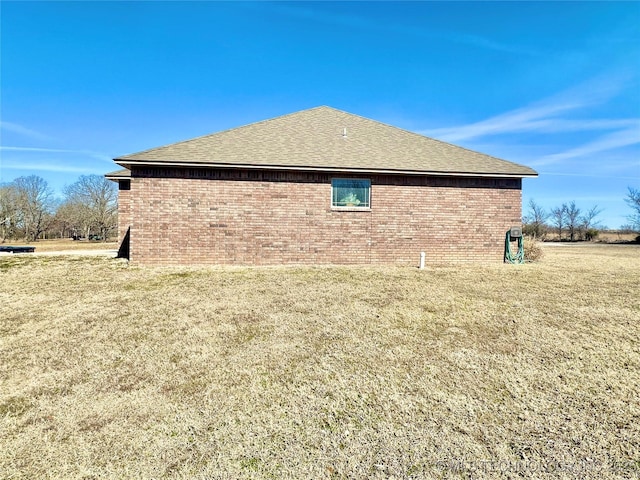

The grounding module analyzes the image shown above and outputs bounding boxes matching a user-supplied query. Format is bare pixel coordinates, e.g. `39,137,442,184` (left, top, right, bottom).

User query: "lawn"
1,244,639,479
5,238,118,252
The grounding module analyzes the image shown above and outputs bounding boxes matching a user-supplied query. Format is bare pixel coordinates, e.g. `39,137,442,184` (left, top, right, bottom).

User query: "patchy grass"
595,231,638,244
1,245,639,479
5,238,117,252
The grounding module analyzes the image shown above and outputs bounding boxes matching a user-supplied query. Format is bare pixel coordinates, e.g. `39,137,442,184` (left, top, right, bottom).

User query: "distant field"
1,244,639,479
594,231,638,243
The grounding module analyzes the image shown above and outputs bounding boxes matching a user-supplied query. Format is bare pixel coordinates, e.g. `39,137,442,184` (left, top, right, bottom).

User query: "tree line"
0,174,117,242
2,174,638,244
524,187,640,241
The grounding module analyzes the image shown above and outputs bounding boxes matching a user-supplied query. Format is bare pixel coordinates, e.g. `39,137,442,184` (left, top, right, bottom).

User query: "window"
331,178,370,208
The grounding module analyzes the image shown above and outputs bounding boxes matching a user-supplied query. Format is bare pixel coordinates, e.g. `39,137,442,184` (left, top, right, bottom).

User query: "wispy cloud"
419,72,640,169
264,3,538,56
421,73,634,142
0,146,113,163
1,162,99,174
423,103,588,142
428,117,639,142
0,121,53,141
441,31,539,56
532,127,640,167
2,146,78,153
521,119,639,133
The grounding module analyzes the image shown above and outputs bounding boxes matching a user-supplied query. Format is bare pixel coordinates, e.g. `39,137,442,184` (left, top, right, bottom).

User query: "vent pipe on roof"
342,128,347,138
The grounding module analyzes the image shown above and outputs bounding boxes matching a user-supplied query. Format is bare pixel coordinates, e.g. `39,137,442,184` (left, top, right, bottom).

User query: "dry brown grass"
5,238,118,252
544,232,638,244
1,245,639,479
595,232,638,244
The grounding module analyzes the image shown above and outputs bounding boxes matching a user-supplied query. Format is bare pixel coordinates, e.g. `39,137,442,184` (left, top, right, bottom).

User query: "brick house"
106,106,537,266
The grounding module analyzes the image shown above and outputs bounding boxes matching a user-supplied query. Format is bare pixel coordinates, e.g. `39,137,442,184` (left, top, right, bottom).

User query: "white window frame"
331,178,371,209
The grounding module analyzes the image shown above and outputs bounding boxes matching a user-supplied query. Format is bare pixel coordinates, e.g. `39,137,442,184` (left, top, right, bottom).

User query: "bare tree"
580,205,602,229
565,201,581,241
625,187,640,231
13,175,54,241
579,205,603,240
523,199,548,239
550,204,567,240
63,175,117,241
52,201,85,239
0,183,20,242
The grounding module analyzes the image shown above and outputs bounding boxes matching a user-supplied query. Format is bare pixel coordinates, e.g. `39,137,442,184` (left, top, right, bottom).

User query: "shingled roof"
105,168,131,180
114,106,537,178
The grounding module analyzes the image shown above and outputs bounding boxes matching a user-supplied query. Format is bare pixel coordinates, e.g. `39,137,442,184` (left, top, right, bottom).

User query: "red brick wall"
124,168,522,266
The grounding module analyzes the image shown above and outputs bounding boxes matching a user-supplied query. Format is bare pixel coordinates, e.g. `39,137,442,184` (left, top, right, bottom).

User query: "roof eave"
115,159,538,179
105,168,132,182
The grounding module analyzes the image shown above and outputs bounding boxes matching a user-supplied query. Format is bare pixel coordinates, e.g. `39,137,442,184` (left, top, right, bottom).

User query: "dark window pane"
331,179,370,207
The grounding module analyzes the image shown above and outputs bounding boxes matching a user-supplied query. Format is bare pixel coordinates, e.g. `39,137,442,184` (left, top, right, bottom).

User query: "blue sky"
1,1,639,228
